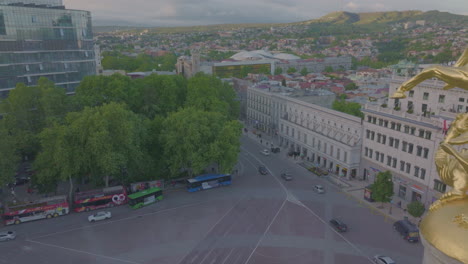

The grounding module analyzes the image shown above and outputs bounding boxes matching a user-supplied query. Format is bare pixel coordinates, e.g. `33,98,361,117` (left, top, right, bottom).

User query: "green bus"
128,187,163,209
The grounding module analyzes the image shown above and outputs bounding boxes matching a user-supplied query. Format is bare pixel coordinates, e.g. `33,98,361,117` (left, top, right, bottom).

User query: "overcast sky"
63,0,468,27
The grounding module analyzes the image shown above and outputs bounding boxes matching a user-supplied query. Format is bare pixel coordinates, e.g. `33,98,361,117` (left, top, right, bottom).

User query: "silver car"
260,149,270,156
0,231,16,242
88,211,112,222
314,185,325,194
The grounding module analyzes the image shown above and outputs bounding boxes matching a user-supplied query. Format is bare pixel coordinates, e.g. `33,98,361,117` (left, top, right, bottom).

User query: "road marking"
240,146,288,197
243,200,287,264
220,248,235,264
30,200,217,240
176,197,244,264
299,201,375,263
241,144,374,263
25,239,141,264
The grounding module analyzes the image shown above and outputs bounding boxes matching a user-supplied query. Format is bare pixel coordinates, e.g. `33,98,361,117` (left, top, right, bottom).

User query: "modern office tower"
0,0,96,97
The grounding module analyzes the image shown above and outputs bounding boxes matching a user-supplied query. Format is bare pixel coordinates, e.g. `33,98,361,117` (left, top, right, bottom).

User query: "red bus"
73,185,127,212
2,195,69,225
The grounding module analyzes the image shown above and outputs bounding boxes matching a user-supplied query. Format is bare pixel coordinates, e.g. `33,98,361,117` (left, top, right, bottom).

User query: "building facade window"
369,149,373,159
423,148,429,159
417,146,422,157
389,137,394,147
398,185,407,199
394,139,400,149
408,143,414,154
439,95,445,103
387,156,392,166
420,168,426,180
381,135,386,145
414,166,420,178
434,180,447,193
409,91,414,98
402,141,408,152
392,158,397,168
406,163,411,174
400,161,405,171
423,92,429,100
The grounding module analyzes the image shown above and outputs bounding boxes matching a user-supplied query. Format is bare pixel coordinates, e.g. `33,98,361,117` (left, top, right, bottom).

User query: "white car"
373,255,396,264
260,149,270,156
314,185,325,194
0,231,16,242
88,211,112,222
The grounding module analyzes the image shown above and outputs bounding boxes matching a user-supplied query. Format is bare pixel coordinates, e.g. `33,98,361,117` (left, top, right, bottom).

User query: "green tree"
162,108,226,178
281,79,287,86
240,65,253,78
300,67,308,76
186,73,239,120
73,74,134,109
35,103,148,190
274,67,283,75
332,99,363,118
0,121,20,187
407,201,425,218
132,74,187,118
345,82,359,91
209,120,243,173
370,171,394,208
0,83,44,159
287,67,297,74
324,66,334,73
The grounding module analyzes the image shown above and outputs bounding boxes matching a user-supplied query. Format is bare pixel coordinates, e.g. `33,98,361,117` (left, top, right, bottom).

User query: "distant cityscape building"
0,0,96,97
175,50,352,79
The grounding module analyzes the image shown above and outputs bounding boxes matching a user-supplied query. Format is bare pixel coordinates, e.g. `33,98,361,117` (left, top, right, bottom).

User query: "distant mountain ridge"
93,10,468,33
296,10,468,25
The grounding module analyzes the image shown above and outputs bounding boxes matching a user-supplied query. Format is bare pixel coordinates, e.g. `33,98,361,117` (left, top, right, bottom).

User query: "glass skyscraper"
0,0,96,97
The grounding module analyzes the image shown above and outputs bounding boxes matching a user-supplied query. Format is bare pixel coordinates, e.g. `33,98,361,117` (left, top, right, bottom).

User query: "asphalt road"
0,135,423,264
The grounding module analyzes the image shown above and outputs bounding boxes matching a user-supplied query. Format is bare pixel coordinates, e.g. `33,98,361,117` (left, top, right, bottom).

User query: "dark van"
393,219,419,243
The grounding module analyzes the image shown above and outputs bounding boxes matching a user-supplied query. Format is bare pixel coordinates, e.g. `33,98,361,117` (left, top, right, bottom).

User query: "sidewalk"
241,122,417,225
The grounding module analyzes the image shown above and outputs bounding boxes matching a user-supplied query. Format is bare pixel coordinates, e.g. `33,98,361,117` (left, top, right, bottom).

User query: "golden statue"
390,48,468,263
392,47,468,99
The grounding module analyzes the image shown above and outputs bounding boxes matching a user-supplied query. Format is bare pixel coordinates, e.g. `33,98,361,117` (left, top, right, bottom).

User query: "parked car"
280,173,293,181
0,231,16,242
15,176,30,186
260,149,270,156
329,218,348,232
258,166,268,175
373,255,396,264
88,211,112,222
393,218,419,242
314,185,325,194
271,147,280,153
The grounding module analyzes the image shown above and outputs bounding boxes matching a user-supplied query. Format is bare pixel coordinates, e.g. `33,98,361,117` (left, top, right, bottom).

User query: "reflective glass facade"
0,2,95,97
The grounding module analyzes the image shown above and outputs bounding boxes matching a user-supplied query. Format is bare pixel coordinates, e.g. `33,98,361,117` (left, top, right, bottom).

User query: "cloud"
63,0,468,26
345,2,359,10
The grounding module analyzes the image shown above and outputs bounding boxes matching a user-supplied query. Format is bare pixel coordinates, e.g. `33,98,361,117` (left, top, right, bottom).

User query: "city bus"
186,174,232,192
2,195,69,225
74,185,127,212
128,187,163,209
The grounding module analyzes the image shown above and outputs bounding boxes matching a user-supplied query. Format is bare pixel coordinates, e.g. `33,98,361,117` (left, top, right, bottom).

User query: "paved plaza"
0,135,423,264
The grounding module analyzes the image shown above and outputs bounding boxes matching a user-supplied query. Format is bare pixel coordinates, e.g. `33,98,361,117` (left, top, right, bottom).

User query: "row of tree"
0,73,242,195
101,51,177,72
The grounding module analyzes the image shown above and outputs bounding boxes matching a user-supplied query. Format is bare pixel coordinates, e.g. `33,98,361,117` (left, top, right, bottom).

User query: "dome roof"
274,53,300,60
230,51,264,61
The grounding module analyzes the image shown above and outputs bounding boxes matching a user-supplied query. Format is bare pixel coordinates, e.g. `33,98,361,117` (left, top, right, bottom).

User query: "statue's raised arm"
391,47,468,99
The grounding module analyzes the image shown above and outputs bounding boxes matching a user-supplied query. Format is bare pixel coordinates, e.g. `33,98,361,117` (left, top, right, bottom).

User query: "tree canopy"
370,171,394,206
407,201,425,218
332,99,364,118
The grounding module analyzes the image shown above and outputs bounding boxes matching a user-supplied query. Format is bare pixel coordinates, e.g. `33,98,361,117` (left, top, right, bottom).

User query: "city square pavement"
0,134,423,264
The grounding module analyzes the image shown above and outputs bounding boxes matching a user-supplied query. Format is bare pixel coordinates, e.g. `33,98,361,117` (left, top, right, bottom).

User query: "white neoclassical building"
247,83,362,179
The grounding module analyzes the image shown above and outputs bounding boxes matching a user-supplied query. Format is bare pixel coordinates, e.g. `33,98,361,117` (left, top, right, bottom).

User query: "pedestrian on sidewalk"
27,186,33,194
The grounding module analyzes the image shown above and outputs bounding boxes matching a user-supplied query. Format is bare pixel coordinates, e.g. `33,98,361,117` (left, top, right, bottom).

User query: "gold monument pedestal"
420,199,468,264
391,47,468,264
